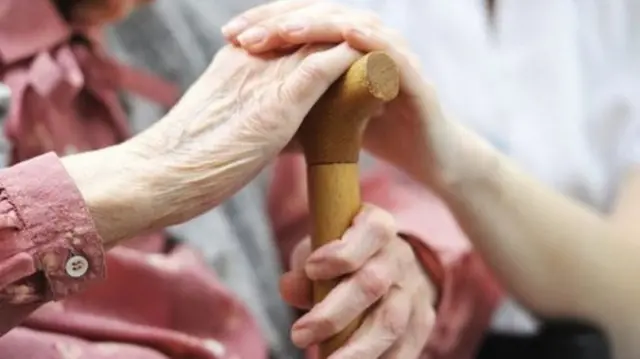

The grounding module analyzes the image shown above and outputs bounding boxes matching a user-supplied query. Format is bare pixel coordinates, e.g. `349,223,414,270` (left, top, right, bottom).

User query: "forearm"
61,139,230,248
61,145,156,247
428,120,634,324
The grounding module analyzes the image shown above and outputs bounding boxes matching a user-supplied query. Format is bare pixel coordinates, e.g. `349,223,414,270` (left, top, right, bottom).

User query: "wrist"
429,119,503,200
61,144,161,247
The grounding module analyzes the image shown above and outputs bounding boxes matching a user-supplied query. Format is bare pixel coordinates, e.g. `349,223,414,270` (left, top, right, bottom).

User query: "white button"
65,255,89,278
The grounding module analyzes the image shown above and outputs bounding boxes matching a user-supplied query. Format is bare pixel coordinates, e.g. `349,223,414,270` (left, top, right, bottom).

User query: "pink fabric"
0,0,177,162
0,156,504,359
269,155,505,359
0,153,105,335
0,1,504,358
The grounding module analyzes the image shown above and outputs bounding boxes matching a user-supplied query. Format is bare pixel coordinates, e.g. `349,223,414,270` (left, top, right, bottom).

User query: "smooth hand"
280,205,437,359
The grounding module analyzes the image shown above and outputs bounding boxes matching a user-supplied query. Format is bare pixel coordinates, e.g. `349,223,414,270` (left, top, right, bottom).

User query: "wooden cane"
297,51,400,358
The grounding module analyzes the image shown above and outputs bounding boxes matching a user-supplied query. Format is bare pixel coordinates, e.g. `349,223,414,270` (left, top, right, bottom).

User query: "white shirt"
341,0,640,334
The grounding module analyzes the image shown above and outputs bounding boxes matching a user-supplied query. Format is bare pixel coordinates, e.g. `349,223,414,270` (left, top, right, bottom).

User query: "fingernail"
292,327,314,347
281,21,306,33
221,18,248,36
237,27,267,45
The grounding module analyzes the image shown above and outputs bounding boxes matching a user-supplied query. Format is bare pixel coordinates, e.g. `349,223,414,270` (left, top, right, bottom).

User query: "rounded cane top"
362,51,401,102
298,51,400,165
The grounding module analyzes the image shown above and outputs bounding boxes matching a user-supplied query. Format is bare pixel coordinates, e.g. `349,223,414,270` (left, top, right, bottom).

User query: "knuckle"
357,265,392,301
379,303,408,338
363,209,396,242
332,250,360,273
367,220,392,243
314,313,340,335
415,308,436,336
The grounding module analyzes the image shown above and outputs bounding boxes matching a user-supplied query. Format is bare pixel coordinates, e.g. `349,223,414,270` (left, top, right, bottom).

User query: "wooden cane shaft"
299,51,400,358
307,164,362,357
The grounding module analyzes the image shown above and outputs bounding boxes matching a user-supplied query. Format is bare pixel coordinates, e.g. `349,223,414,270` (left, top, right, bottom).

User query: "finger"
328,288,411,359
274,43,361,132
291,236,312,270
305,204,397,280
236,8,380,54
221,0,320,39
234,2,342,52
343,27,423,95
280,269,313,309
381,299,435,359
291,250,400,347
379,334,423,359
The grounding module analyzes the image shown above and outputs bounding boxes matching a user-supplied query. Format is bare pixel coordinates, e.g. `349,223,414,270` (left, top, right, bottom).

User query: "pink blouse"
0,1,504,358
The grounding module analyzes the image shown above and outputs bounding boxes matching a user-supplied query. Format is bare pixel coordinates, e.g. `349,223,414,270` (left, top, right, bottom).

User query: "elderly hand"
222,0,457,188
64,43,361,245
280,204,437,358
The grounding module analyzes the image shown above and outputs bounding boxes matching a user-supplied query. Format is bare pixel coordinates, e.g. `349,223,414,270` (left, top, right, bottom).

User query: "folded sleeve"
0,152,105,335
269,155,504,359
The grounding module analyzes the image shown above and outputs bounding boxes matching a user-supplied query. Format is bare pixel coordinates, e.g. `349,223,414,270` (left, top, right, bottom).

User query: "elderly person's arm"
269,154,503,359
0,38,363,336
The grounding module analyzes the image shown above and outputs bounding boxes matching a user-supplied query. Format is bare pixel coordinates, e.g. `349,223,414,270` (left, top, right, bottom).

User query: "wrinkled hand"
85,42,362,243
223,0,450,188
280,204,437,358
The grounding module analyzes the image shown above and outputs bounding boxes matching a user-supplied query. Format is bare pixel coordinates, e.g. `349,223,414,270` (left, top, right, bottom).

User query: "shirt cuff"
0,153,105,302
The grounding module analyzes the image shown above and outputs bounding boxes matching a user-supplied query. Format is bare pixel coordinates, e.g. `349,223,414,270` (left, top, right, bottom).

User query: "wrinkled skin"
224,2,450,358
280,204,437,359
124,43,363,227
223,0,451,190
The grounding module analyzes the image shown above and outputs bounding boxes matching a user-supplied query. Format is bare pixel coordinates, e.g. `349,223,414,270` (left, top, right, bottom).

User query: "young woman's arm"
432,121,640,347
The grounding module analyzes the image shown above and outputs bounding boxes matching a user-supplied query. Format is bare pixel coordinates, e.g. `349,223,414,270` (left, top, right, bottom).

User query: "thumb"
277,42,361,129
280,269,313,309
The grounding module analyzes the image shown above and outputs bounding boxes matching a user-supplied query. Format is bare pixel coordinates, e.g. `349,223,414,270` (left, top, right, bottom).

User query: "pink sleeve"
0,153,106,335
268,155,504,359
